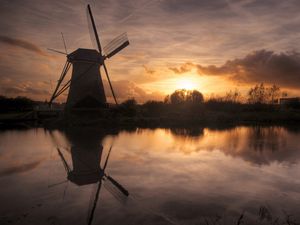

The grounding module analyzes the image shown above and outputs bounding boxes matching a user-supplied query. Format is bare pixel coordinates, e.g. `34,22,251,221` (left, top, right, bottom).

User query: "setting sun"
174,75,200,91
178,79,197,90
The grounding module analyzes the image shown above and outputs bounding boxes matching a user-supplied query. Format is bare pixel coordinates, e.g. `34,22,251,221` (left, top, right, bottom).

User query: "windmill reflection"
52,128,129,225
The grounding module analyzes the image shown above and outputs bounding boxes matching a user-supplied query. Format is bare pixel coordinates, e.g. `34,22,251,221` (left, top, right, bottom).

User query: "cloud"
0,35,48,56
170,50,300,88
2,0,300,100
143,65,156,74
0,79,51,99
169,62,194,74
103,79,164,103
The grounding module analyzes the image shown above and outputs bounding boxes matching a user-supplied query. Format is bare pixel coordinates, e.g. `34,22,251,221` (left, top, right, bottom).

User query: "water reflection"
0,126,300,225
167,126,298,165
0,160,42,178
50,127,129,225
170,127,204,138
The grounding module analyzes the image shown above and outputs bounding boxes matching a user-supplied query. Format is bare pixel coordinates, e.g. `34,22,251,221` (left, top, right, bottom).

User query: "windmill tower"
49,5,129,110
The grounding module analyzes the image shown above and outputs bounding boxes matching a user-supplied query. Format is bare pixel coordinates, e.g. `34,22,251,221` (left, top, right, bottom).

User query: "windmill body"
68,142,103,185
66,49,106,109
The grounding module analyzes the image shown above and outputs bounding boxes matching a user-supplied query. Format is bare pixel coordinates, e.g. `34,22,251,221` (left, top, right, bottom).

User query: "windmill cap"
67,48,104,63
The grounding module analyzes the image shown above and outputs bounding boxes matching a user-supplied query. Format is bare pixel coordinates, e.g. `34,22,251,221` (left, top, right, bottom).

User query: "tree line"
162,83,288,105
114,83,299,118
0,96,35,112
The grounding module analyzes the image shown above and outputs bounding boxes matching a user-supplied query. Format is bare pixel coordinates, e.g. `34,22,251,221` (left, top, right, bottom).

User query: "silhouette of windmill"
48,4,129,110
55,145,129,225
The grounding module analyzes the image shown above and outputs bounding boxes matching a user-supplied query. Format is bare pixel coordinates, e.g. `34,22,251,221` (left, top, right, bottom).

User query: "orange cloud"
169,50,300,89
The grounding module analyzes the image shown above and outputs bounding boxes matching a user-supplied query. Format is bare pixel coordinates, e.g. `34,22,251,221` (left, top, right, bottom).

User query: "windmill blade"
61,32,68,54
105,175,129,196
53,79,71,99
103,181,127,204
53,61,99,102
87,181,102,225
102,63,118,105
57,147,71,173
49,61,71,105
47,48,67,55
87,4,102,54
103,33,130,59
101,143,128,197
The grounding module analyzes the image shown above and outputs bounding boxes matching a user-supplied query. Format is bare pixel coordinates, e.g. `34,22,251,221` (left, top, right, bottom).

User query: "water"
0,126,300,225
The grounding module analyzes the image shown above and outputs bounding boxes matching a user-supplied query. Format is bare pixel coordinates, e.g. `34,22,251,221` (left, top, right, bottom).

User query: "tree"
248,83,267,104
186,90,204,104
267,84,280,104
118,98,137,117
170,89,186,104
167,89,204,104
164,95,170,104
224,89,241,103
0,95,34,112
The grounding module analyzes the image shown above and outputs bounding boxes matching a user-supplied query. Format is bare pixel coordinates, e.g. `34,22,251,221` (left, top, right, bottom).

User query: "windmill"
48,4,130,110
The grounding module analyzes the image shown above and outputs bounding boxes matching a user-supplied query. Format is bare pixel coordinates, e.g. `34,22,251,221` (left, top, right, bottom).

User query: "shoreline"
1,111,300,131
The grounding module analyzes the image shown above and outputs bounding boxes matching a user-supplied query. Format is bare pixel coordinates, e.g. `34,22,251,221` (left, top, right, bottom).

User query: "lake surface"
0,126,300,225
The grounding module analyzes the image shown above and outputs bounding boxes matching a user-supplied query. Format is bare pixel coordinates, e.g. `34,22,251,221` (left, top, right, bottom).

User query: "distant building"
279,97,300,105
33,101,64,111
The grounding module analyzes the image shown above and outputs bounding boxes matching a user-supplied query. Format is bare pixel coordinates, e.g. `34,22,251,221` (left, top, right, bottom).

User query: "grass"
201,206,299,225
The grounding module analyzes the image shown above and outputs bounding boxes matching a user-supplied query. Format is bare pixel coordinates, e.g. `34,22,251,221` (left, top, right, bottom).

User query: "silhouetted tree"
170,89,186,104
224,89,241,103
248,83,267,104
0,95,34,112
266,84,280,104
186,90,204,104
248,84,285,104
167,89,204,104
142,101,165,116
118,98,137,117
164,95,170,104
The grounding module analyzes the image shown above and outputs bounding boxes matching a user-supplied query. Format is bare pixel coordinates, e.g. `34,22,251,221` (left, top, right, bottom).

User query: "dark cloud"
170,50,300,88
0,35,48,56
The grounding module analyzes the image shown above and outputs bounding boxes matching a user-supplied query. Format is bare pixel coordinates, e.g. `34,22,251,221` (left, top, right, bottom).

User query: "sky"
1,0,300,103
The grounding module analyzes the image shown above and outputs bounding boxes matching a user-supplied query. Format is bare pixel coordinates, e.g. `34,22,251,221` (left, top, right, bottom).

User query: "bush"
141,101,165,117
0,96,34,112
117,99,138,117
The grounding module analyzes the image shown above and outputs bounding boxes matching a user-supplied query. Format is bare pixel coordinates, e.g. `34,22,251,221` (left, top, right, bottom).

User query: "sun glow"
175,77,198,90
179,79,197,90
143,73,234,98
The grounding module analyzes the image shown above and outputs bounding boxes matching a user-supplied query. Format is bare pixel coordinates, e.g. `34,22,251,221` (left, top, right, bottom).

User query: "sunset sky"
1,0,300,103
